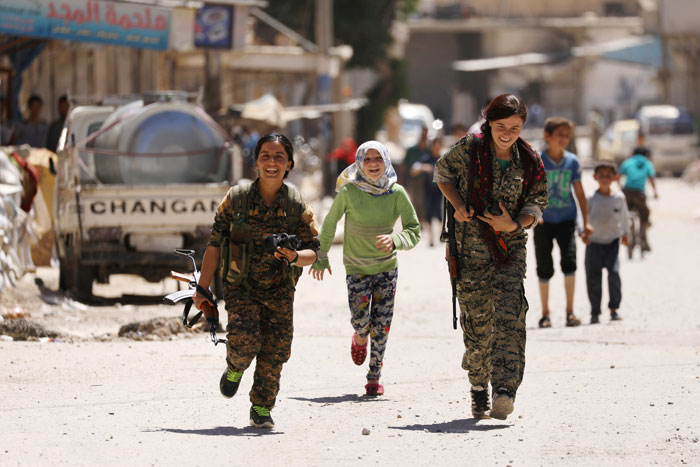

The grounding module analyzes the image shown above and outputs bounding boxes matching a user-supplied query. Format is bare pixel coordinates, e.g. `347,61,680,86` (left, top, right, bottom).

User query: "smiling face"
593,166,617,192
363,148,385,182
256,141,292,181
490,114,524,154
544,125,572,154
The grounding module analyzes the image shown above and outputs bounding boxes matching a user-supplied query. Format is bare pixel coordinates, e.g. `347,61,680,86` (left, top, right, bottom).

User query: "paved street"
1,173,699,466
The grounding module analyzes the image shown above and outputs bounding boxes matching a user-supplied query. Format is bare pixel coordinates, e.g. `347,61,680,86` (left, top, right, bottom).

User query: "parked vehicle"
398,100,441,149
597,106,699,176
54,93,239,296
597,119,639,165
635,105,699,176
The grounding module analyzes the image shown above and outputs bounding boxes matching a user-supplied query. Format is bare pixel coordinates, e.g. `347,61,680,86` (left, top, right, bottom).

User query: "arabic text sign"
0,0,171,50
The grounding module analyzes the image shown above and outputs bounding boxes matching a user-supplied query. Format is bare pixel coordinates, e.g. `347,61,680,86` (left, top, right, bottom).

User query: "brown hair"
544,117,574,135
479,94,528,135
594,160,617,174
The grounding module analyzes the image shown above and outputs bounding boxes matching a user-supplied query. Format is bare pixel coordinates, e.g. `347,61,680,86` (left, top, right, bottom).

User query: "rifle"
443,202,459,330
163,249,226,346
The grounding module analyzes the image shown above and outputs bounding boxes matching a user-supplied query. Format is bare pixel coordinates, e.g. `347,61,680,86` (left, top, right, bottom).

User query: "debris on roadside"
1,305,31,320
0,318,60,341
117,316,217,341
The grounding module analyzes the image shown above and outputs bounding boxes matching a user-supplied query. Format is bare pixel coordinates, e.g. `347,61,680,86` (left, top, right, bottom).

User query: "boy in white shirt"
584,161,629,323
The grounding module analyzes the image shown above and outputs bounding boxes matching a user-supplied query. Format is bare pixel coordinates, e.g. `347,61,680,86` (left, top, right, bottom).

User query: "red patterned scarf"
468,134,544,265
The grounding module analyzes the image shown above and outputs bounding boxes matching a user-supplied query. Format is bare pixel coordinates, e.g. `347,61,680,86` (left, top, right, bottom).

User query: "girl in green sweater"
310,141,420,395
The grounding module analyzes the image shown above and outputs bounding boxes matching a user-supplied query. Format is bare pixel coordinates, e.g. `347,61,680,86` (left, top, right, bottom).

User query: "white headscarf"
335,140,397,196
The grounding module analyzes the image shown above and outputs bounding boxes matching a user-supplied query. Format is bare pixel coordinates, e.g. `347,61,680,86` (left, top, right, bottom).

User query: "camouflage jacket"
434,134,548,257
208,179,320,295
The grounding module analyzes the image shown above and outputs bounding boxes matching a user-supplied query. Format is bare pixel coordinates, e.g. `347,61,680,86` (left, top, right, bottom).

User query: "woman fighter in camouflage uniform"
434,95,548,420
193,133,320,429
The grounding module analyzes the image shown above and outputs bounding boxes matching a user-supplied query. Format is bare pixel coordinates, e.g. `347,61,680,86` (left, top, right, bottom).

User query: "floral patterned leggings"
346,268,398,380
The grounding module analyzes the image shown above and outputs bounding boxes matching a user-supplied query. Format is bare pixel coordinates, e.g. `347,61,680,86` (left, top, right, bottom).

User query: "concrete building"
0,0,350,130
404,0,667,128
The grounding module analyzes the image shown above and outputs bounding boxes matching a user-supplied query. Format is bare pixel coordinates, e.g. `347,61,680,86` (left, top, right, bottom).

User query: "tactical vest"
219,183,304,289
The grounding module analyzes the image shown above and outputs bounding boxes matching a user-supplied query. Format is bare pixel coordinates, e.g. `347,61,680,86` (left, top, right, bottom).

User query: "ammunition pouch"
219,219,252,287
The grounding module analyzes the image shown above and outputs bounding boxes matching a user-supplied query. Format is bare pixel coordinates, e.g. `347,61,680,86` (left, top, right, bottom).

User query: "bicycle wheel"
628,213,637,259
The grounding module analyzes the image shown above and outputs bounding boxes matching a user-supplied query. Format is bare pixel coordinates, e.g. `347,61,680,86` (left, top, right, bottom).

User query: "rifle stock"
163,250,226,346
171,270,194,283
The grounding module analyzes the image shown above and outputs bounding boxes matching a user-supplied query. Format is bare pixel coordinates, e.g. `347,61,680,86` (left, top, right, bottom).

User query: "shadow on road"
35,277,165,307
80,294,166,306
147,426,283,437
289,394,385,404
389,418,509,434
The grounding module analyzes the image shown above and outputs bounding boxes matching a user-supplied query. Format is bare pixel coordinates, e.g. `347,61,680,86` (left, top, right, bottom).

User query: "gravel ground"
1,174,699,466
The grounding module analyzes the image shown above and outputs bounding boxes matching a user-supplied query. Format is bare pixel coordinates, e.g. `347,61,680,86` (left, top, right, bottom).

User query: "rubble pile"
0,317,60,341
117,316,212,341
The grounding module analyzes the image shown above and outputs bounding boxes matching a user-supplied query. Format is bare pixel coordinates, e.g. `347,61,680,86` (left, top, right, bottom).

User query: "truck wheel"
74,263,94,297
58,258,73,291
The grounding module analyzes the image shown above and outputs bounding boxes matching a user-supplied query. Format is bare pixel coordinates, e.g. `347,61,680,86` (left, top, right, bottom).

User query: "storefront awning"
453,35,663,72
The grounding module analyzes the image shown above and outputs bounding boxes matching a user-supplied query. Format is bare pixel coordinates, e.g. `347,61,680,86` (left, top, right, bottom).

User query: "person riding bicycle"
618,146,658,252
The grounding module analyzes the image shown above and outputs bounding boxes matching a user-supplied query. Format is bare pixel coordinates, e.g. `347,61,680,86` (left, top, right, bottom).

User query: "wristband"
289,252,299,266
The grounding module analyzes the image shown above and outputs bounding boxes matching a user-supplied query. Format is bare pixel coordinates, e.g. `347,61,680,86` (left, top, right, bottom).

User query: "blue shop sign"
0,0,171,50
195,4,232,49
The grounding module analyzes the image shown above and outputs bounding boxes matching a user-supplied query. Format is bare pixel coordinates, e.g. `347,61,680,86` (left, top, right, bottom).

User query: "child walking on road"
535,117,593,328
584,161,629,323
619,146,658,252
311,141,420,396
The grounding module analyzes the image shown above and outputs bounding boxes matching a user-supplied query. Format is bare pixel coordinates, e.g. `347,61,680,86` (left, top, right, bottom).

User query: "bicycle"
627,209,647,259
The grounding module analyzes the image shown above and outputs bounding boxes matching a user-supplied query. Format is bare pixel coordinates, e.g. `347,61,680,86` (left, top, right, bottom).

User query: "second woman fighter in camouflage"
434,95,548,420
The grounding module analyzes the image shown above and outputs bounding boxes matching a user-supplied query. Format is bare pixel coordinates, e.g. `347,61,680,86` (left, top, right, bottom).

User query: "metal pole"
316,0,334,196
658,0,671,104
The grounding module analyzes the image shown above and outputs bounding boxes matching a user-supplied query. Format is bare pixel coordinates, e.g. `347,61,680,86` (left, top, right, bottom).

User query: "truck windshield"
644,110,695,136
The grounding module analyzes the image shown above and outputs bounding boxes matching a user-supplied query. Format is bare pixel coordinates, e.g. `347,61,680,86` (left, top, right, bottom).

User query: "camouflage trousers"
457,253,528,398
224,291,294,409
346,269,398,380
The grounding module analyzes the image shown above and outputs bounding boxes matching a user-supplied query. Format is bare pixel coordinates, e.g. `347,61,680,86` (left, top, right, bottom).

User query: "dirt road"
1,175,699,466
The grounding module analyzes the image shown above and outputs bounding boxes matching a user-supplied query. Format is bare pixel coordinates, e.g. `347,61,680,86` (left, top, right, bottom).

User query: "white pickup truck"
55,94,240,296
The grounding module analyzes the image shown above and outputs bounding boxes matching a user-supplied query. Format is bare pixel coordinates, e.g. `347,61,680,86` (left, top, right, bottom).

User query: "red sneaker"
350,332,367,365
365,383,384,396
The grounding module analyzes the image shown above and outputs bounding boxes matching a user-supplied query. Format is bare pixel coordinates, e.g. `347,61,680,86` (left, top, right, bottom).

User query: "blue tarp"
602,36,663,69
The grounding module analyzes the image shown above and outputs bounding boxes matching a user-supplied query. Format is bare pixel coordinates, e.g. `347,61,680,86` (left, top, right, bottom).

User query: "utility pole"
203,50,222,115
657,0,671,104
315,0,334,196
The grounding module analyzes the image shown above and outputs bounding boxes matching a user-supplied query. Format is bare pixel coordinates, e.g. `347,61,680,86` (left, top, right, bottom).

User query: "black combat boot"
471,386,491,419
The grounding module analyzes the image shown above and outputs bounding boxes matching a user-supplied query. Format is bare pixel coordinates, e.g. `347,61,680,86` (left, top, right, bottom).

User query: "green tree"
263,0,418,140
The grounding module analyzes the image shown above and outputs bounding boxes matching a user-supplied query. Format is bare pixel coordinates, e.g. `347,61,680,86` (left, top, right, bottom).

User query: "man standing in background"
46,95,70,153
399,125,428,225
13,95,48,148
